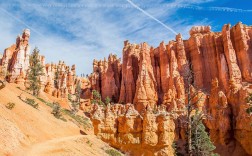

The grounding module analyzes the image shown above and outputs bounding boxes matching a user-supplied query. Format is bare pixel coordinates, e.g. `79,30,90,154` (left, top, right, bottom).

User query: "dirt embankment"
0,82,123,156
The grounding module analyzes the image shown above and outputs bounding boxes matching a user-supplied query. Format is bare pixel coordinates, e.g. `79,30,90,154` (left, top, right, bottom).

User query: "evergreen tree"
105,96,111,105
71,81,82,114
27,47,44,96
54,67,59,89
191,111,217,156
75,81,81,104
91,90,104,106
181,63,216,156
246,93,252,114
246,94,252,127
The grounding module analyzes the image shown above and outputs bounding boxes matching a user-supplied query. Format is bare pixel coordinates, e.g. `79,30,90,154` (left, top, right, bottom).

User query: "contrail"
126,0,178,35
0,7,44,37
208,7,252,13
166,4,252,13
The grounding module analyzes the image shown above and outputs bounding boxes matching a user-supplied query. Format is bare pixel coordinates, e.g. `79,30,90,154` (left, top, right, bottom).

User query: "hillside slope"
0,82,122,156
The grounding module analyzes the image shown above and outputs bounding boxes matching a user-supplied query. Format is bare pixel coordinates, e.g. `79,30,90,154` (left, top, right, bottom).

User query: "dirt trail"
22,135,114,156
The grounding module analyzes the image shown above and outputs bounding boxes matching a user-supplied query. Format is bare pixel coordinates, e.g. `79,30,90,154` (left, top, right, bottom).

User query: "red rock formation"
134,42,158,112
222,24,242,84
206,78,232,145
0,30,77,99
159,41,170,95
118,41,140,104
45,61,77,98
89,54,121,103
226,79,252,155
78,77,92,112
2,23,252,155
91,104,175,156
101,54,121,102
176,33,188,76
188,26,217,90
189,25,211,36
89,23,252,155
0,45,16,72
150,47,162,104
89,59,102,93
0,53,2,65
231,22,252,82
1,29,30,83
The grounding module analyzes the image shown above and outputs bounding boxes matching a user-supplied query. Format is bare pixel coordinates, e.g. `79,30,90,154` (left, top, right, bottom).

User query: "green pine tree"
105,96,111,105
246,94,252,114
91,90,104,106
246,94,252,126
75,81,81,104
191,111,217,156
54,67,59,89
181,63,217,156
72,81,82,114
27,47,44,96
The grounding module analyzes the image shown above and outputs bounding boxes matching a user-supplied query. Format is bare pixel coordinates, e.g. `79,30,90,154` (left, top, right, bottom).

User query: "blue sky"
0,0,251,75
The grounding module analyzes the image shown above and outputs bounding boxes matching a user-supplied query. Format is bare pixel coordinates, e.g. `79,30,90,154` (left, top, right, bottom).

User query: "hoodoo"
87,23,252,156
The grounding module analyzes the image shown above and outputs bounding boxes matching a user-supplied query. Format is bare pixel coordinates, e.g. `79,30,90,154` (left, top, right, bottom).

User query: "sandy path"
22,135,113,156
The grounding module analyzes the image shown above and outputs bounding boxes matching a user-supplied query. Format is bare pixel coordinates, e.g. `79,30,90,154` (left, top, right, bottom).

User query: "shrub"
71,101,79,114
68,94,72,101
86,140,93,147
92,90,101,100
5,102,15,110
119,101,125,105
37,97,46,103
52,102,62,118
247,107,252,114
25,98,39,109
246,93,252,114
105,149,122,156
61,109,92,129
60,117,67,122
36,97,54,108
0,80,6,90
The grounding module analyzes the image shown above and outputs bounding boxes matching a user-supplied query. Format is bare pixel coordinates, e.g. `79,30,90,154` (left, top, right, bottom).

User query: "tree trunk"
195,126,198,156
188,114,192,156
187,84,192,156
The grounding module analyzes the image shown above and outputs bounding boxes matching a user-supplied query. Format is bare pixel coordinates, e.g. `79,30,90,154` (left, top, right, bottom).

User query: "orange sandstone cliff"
0,29,78,99
88,23,252,156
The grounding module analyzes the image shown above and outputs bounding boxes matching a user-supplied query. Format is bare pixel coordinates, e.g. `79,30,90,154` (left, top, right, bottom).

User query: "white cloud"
0,0,213,74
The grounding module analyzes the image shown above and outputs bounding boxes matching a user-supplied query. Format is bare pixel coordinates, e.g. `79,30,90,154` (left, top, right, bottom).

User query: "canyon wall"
91,103,175,156
90,54,121,102
0,29,78,99
88,23,252,156
89,23,252,102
